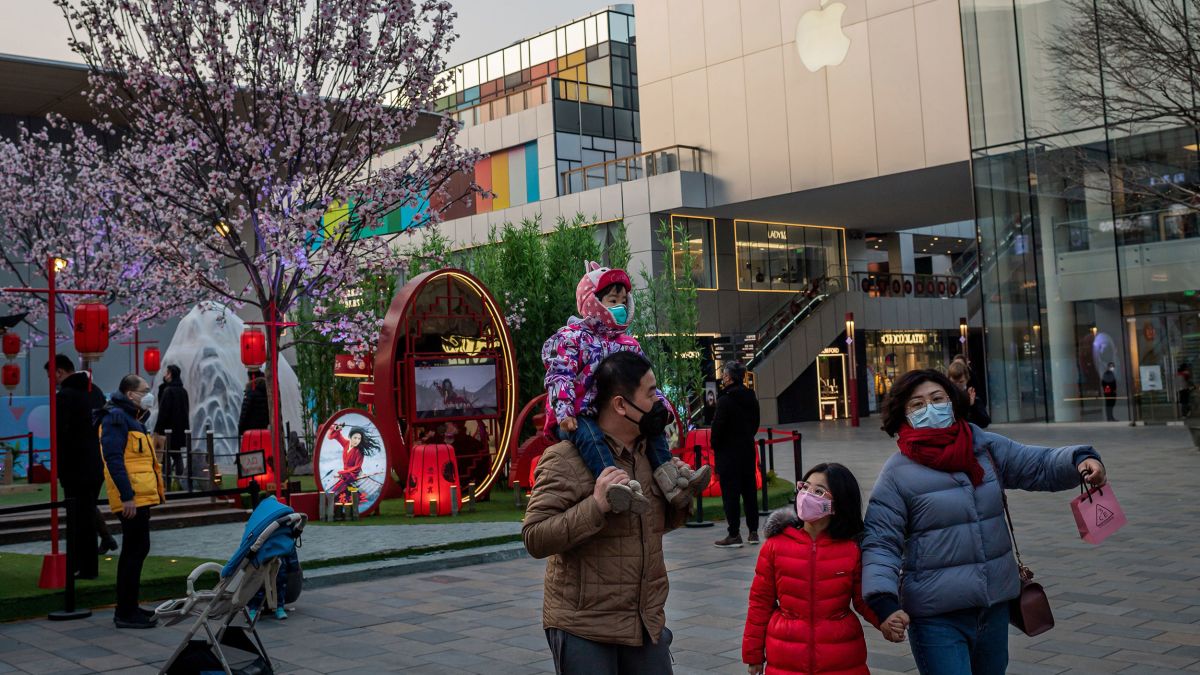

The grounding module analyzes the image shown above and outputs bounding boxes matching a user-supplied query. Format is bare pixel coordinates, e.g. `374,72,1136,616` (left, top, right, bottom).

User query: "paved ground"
1,421,1198,674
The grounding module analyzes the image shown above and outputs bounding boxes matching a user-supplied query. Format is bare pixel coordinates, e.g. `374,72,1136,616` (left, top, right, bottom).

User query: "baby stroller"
154,497,306,675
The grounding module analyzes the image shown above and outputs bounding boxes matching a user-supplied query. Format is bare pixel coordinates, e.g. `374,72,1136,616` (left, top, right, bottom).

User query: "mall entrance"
865,330,956,412
1127,311,1200,423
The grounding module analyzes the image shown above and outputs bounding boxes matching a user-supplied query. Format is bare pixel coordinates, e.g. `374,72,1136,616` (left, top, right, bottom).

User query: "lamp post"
959,317,968,358
245,301,297,503
4,256,107,589
846,312,858,428
118,325,158,377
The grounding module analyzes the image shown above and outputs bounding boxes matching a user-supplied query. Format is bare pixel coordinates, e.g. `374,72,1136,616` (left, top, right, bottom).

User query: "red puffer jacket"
743,508,879,674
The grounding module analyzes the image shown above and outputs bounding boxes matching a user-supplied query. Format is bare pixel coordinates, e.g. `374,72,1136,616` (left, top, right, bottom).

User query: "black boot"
99,535,118,555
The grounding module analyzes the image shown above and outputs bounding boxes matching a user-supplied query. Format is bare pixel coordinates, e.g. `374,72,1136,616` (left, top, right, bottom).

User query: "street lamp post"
846,312,858,428
3,256,107,590
245,301,297,503
118,325,157,377
960,317,968,358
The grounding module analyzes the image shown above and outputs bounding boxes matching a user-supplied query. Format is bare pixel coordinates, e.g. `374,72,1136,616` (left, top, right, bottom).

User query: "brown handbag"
987,451,1055,637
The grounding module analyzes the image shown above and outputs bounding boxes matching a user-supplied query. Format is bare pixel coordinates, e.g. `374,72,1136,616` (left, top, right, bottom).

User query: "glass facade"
734,220,846,293
670,215,716,289
962,1,1200,422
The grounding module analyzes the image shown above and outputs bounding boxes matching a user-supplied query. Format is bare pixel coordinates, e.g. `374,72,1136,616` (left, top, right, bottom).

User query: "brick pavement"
1,421,1197,674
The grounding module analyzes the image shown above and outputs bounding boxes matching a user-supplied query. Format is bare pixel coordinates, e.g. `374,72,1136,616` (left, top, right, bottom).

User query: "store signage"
820,347,841,355
880,332,927,346
768,228,788,241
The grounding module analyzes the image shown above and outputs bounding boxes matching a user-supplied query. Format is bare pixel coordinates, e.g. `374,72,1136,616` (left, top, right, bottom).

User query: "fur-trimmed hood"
574,261,633,335
763,505,801,538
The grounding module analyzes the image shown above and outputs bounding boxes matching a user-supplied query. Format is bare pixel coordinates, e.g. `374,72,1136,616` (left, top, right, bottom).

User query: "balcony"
559,145,703,195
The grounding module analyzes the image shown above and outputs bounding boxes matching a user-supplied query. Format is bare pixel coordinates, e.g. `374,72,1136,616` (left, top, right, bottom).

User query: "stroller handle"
250,513,307,554
187,562,225,596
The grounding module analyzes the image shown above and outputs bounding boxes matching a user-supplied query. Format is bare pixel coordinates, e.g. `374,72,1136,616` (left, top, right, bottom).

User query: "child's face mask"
608,305,628,325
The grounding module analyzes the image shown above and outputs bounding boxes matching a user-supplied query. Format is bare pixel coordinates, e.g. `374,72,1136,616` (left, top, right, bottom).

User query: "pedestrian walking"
238,372,270,435
98,374,165,629
542,261,709,514
523,351,693,675
45,354,115,578
1176,363,1193,419
153,364,191,490
742,463,892,675
1102,362,1118,421
947,358,990,428
861,369,1108,674
711,360,761,548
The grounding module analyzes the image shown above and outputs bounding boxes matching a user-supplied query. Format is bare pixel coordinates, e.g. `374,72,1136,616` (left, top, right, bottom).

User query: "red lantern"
238,429,277,492
240,328,266,369
143,347,161,376
2,363,19,391
2,333,19,359
407,444,461,516
334,353,372,378
73,301,110,361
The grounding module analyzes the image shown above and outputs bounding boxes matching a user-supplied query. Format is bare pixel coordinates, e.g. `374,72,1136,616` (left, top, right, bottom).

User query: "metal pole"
766,428,775,472
184,428,193,493
758,439,770,516
48,497,91,621
205,425,216,495
47,257,61,559
684,444,714,528
792,431,803,484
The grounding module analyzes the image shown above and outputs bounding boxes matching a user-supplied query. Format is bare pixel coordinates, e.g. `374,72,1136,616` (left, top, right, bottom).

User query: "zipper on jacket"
810,537,817,675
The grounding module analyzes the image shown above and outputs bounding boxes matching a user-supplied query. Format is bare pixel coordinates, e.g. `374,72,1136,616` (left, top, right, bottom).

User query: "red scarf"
897,420,983,486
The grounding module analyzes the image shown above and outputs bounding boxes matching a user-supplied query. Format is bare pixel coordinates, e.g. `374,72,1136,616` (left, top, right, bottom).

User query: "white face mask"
138,392,156,410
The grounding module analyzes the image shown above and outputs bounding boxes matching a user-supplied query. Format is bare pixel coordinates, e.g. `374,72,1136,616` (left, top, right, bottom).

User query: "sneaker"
138,607,156,618
247,608,258,622
714,535,743,548
747,531,760,545
114,613,157,629
274,607,288,620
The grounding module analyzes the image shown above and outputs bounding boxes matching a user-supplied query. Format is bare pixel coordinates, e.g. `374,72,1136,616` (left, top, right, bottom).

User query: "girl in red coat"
743,463,898,674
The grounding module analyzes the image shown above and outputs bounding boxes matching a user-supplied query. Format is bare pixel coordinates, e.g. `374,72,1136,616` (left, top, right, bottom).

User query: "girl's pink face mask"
795,489,834,522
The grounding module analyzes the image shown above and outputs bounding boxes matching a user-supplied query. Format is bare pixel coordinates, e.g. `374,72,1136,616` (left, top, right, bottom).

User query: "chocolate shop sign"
879,332,928,346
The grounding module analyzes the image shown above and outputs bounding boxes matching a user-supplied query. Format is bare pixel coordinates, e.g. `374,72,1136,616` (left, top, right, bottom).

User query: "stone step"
0,496,250,544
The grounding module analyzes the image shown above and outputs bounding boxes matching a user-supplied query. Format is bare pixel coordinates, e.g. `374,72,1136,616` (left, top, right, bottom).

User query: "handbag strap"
984,450,1031,581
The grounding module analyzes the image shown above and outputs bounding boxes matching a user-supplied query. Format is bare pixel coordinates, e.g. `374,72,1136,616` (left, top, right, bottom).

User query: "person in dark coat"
238,373,270,435
44,354,115,578
948,358,990,428
153,364,191,490
1102,362,1118,422
710,360,761,548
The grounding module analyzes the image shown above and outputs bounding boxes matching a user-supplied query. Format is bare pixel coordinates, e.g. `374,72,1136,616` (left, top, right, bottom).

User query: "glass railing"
559,145,704,194
1056,206,1200,252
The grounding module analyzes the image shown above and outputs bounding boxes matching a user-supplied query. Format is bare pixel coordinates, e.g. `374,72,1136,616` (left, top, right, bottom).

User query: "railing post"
792,431,803,484
48,497,91,621
758,439,770,516
767,428,776,472
684,444,714,529
184,428,193,493
205,425,216,496
26,432,33,485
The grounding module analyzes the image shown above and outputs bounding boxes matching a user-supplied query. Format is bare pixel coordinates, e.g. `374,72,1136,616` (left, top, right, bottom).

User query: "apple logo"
796,0,851,73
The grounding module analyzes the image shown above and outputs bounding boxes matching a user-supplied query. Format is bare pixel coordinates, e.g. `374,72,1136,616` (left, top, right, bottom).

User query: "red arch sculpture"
372,268,519,503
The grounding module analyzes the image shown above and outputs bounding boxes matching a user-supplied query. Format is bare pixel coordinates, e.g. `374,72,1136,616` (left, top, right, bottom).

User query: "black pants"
164,446,188,490
546,627,672,674
116,506,151,619
61,481,102,578
1105,396,1116,421
718,460,759,539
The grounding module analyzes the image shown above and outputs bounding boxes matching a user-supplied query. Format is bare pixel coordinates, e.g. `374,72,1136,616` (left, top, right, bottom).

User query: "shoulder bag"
986,450,1054,637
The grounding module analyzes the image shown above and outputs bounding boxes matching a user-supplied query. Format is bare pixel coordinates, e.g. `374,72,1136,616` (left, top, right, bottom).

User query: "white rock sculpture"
149,301,303,476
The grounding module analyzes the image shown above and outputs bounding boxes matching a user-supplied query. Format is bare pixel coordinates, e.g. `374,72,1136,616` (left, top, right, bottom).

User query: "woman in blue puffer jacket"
861,369,1107,675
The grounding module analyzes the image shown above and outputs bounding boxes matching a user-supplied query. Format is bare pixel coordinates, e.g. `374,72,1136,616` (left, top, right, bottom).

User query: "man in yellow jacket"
97,374,165,629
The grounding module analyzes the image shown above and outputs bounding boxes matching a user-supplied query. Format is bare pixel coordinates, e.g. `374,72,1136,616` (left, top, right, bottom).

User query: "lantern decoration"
407,444,461,516
143,347,162,376
2,332,19,359
333,353,372,378
357,380,375,406
73,301,110,361
240,328,267,369
2,363,19,392
238,429,277,492
676,428,761,499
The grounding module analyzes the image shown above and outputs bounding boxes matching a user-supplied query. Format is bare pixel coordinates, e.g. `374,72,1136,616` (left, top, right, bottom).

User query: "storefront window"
864,331,952,410
734,220,845,292
670,215,716,289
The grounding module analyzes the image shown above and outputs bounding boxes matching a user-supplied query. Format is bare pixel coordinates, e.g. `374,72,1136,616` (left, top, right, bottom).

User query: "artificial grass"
0,484,49,507
0,552,211,622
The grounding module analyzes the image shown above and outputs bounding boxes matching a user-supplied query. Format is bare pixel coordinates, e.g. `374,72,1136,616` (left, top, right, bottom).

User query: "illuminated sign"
880,332,928,346
768,228,788,241
820,347,842,355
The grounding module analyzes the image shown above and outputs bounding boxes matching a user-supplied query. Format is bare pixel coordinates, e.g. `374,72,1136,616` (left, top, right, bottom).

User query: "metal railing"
559,145,704,195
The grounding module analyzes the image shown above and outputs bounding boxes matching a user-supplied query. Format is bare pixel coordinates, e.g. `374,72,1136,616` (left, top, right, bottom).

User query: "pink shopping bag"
1070,478,1127,545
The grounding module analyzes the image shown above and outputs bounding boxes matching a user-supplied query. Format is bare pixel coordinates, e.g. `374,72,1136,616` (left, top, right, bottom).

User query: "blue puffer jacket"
861,425,1101,619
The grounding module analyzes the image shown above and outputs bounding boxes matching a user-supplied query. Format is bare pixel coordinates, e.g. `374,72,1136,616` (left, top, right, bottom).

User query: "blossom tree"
0,118,210,345
57,0,482,346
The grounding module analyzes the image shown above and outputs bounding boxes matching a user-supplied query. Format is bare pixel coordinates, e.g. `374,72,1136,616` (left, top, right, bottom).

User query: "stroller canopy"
222,497,300,578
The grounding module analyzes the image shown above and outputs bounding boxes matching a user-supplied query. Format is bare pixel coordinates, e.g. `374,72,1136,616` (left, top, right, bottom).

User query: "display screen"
413,359,499,419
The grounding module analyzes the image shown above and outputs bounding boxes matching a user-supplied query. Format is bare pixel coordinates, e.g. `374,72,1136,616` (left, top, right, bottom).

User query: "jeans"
561,416,671,478
116,506,152,620
717,459,758,538
546,627,672,674
908,602,1010,675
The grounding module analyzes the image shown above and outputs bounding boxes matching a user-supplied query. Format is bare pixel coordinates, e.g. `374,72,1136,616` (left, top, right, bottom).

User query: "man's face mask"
622,398,674,438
